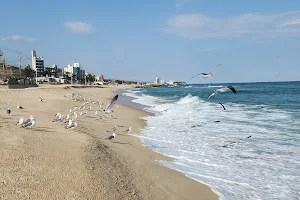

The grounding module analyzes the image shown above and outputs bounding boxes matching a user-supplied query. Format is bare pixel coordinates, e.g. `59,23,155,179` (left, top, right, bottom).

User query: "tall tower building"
31,49,44,76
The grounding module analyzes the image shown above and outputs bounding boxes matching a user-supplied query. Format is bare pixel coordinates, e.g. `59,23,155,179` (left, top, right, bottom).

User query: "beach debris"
7,108,11,114
38,98,44,102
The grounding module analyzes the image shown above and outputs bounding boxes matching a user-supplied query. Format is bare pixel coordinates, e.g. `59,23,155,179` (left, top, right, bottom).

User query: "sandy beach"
0,85,218,200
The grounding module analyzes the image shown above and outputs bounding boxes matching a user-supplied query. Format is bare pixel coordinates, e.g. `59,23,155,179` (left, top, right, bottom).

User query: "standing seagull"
106,133,116,141
190,64,222,80
7,108,11,114
103,95,118,114
207,86,237,100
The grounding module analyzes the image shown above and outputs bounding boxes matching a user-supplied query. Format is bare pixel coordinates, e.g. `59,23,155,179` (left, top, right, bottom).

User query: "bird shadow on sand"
111,141,132,145
31,128,55,132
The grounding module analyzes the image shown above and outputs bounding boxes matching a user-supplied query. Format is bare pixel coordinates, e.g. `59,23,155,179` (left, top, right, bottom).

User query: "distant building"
57,68,63,77
0,65,22,77
97,75,103,82
31,49,44,77
167,80,174,85
79,69,85,80
155,77,160,84
160,80,165,84
64,63,83,80
44,64,58,77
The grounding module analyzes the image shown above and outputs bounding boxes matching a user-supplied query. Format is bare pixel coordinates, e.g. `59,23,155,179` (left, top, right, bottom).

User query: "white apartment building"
64,63,83,80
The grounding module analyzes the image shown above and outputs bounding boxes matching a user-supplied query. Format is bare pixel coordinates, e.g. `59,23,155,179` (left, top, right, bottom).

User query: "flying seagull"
190,64,222,80
103,95,118,114
207,86,237,100
219,102,226,110
106,133,116,141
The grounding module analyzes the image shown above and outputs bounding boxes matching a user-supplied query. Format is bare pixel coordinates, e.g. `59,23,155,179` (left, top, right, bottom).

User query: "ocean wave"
128,87,300,200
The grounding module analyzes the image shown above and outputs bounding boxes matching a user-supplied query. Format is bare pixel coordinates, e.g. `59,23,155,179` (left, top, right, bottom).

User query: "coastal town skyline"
1,0,300,83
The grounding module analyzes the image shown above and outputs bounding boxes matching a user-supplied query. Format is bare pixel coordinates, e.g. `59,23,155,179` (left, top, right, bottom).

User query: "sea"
122,81,300,200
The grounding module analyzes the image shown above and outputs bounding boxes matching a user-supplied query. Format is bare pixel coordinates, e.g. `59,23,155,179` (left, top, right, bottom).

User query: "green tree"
23,65,35,77
86,74,95,83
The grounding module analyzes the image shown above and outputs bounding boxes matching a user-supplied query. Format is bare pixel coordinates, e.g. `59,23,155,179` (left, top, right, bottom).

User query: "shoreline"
0,85,219,199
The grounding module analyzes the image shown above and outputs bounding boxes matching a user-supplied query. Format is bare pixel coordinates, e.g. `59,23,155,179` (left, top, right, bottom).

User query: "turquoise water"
125,81,300,200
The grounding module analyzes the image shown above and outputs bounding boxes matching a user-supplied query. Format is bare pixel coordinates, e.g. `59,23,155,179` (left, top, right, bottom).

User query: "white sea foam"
129,91,300,200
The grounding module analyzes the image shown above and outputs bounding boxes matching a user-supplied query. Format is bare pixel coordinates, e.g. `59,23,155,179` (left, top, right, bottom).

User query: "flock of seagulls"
188,65,259,147
3,92,131,143
56,92,131,141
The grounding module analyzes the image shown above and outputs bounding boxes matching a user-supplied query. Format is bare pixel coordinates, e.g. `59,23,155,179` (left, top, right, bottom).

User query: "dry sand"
0,85,219,200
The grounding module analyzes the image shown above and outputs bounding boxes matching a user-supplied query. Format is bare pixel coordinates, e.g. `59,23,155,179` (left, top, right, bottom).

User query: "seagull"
16,117,25,125
70,122,78,129
66,120,77,129
207,86,237,100
106,133,116,141
190,64,222,80
17,115,33,126
103,95,119,114
7,108,11,114
17,105,23,109
124,127,132,132
21,117,36,129
219,102,226,110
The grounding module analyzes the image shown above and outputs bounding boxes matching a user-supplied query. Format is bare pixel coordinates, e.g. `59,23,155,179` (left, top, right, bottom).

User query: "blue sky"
1,0,300,83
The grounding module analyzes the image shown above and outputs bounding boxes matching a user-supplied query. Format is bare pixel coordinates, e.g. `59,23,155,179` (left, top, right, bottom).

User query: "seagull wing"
208,68,214,75
219,102,226,110
22,120,32,128
189,73,202,80
227,86,237,94
105,95,119,112
207,92,216,100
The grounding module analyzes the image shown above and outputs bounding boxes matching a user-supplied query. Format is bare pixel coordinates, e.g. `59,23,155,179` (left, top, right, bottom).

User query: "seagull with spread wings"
207,86,237,100
190,64,222,80
103,95,119,114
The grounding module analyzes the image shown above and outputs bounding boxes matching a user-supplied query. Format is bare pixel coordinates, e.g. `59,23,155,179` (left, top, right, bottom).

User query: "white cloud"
64,21,93,33
1,35,36,42
162,11,300,39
